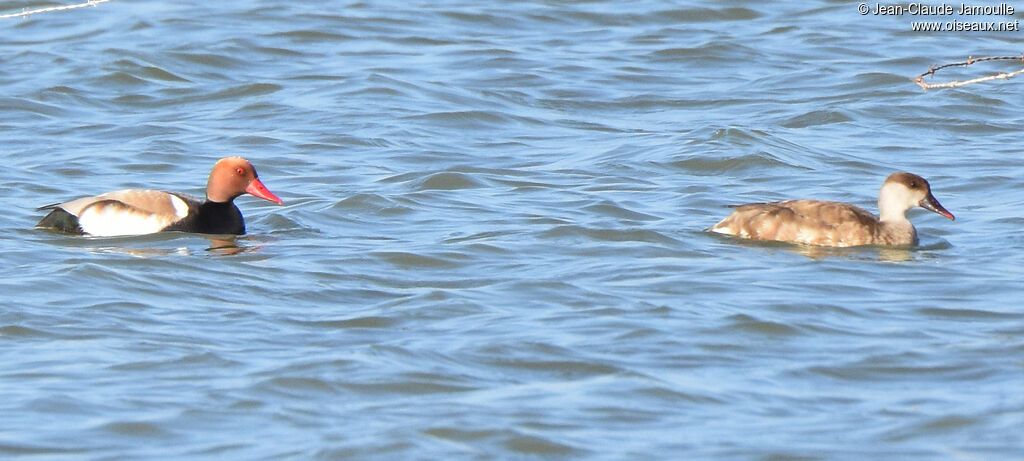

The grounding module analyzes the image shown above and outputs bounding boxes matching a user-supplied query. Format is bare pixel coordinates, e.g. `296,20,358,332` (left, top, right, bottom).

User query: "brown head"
206,157,283,205
878,172,954,222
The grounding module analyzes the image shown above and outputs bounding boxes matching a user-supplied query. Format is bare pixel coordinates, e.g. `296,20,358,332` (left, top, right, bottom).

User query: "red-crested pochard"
37,157,282,236
707,172,954,247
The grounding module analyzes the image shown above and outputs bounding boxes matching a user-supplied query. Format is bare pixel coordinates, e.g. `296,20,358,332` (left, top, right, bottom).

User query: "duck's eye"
909,181,917,188
235,167,245,175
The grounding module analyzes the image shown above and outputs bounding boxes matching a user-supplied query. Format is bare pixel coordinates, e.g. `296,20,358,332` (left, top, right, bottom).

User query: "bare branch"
914,54,1024,90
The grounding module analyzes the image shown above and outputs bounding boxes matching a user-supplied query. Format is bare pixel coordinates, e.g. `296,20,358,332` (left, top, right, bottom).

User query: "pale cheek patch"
78,203,182,237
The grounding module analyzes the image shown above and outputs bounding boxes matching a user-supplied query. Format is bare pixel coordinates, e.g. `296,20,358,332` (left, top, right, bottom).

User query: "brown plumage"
707,172,955,247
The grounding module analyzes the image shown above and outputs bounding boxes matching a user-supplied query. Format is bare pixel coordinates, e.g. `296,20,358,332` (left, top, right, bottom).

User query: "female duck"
707,172,954,247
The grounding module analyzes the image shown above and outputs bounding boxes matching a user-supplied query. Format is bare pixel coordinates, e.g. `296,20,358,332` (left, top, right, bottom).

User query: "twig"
0,0,113,19
913,54,1024,90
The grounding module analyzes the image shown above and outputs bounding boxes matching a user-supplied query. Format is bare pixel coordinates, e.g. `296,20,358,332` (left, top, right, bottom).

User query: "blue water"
2,0,1023,459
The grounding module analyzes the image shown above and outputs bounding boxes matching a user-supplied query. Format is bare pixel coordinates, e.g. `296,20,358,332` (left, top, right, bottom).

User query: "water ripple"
2,0,1022,459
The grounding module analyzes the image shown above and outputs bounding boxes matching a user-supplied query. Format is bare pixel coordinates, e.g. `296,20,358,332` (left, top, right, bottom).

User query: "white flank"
78,206,178,237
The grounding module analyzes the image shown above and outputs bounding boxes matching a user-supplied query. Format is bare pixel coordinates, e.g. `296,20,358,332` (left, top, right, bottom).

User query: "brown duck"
707,172,954,247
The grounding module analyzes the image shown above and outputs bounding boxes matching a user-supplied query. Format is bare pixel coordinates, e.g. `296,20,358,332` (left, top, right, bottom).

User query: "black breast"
164,200,245,235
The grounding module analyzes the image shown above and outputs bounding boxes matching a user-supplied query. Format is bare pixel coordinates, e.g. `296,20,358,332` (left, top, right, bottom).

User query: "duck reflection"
39,233,259,257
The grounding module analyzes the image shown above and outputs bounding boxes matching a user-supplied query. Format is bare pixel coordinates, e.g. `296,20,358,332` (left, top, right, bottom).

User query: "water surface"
2,0,1023,459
